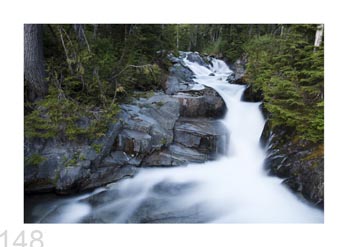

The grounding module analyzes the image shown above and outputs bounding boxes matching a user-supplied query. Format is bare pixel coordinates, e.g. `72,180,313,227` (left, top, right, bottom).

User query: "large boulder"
141,118,229,167
165,76,197,95
226,55,248,84
174,118,228,158
186,52,210,68
115,93,180,156
169,63,194,83
173,87,226,118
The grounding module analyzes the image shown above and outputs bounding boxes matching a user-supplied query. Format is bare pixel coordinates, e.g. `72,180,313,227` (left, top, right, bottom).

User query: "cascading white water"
27,56,324,223
179,57,324,223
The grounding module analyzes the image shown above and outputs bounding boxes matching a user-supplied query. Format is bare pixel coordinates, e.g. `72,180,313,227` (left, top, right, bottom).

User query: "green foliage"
92,143,103,154
27,24,323,146
243,25,324,143
41,24,170,104
25,154,47,166
63,152,82,167
27,25,174,142
25,86,120,141
203,37,223,55
304,143,324,161
155,101,165,108
134,90,155,99
161,138,167,146
116,64,164,92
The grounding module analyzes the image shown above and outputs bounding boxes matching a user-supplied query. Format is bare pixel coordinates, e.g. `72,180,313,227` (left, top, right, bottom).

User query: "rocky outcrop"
224,55,263,103
168,63,194,83
174,118,228,158
174,90,226,118
261,120,324,208
186,52,210,68
142,118,228,167
24,52,228,194
241,85,264,102
226,55,248,84
141,144,208,167
24,93,180,194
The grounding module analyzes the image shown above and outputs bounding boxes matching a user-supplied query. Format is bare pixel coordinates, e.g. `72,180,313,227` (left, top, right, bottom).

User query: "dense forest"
24,24,323,147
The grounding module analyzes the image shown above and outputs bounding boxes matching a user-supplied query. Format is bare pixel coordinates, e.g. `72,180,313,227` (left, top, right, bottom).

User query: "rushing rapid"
25,55,323,223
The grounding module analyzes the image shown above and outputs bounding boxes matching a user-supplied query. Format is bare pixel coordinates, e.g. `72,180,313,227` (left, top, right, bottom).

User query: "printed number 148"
0,230,43,247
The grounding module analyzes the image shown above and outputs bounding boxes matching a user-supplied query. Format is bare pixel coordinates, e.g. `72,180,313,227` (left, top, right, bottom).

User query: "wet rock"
91,121,123,166
152,181,197,196
227,55,248,84
241,85,263,102
117,129,152,154
56,166,90,193
165,76,196,95
118,93,180,154
141,144,208,167
174,118,228,157
102,151,133,166
174,87,226,118
127,197,211,223
24,152,67,193
80,165,138,191
169,63,194,83
226,73,235,83
262,122,324,208
186,52,210,68
165,76,182,95
167,53,181,63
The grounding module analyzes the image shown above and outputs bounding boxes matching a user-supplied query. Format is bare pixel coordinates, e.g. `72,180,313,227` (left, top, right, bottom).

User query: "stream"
25,55,324,223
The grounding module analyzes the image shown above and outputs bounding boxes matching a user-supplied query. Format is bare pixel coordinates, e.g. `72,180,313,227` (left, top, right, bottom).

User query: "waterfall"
26,55,324,223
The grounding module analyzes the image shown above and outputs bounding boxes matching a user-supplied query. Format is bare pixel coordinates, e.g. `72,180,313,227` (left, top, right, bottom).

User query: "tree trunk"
24,24,47,101
73,24,90,52
314,24,324,51
176,24,179,50
280,25,284,37
93,24,98,40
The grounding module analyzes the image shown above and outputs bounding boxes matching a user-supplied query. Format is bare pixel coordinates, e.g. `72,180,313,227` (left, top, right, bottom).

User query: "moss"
304,144,324,161
310,161,320,169
25,154,47,166
53,171,60,185
25,86,120,142
79,153,86,160
63,152,80,167
134,90,155,99
92,143,103,154
172,50,180,57
155,101,164,107
161,137,167,146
